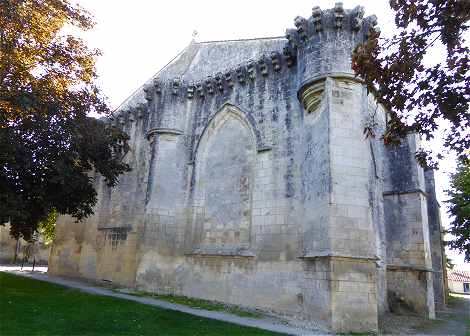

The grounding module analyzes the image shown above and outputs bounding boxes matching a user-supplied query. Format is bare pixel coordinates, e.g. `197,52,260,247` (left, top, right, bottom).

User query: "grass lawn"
127,291,262,318
0,272,282,336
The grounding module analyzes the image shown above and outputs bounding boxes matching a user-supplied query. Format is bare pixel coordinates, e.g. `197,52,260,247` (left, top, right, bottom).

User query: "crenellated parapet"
288,3,380,116
286,4,379,48
111,3,380,133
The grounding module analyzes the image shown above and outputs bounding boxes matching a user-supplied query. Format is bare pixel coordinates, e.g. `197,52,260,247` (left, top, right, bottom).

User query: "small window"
464,283,470,293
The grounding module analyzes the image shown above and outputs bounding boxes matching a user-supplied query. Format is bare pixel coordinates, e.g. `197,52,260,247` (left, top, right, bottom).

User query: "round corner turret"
286,3,379,110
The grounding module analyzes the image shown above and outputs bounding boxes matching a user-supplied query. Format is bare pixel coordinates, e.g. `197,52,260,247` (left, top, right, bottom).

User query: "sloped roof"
448,270,470,282
116,36,286,111
114,4,381,114
162,37,286,82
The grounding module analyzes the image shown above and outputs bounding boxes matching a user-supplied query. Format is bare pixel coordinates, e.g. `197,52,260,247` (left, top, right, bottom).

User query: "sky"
73,0,468,270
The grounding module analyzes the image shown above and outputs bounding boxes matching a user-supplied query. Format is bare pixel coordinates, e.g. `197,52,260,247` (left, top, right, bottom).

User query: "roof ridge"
113,44,191,113
195,36,284,44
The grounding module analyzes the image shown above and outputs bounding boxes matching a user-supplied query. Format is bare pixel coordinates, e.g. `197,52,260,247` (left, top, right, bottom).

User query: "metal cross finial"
192,30,198,40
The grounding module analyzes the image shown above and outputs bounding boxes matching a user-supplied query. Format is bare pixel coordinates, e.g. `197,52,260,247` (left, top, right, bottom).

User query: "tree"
446,158,470,262
0,0,130,240
37,208,58,245
352,0,470,168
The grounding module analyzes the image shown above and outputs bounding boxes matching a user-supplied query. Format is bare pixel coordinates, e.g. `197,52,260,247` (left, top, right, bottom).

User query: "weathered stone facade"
49,4,446,333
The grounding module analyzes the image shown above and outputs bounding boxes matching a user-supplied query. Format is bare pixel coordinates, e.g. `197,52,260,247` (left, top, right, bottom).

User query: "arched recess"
191,105,256,255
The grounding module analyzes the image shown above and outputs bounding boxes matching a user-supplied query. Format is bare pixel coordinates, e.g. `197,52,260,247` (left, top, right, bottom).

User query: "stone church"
49,4,446,333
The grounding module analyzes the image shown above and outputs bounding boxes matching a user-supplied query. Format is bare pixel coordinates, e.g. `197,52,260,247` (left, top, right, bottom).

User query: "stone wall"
383,135,436,318
0,224,50,265
424,170,447,308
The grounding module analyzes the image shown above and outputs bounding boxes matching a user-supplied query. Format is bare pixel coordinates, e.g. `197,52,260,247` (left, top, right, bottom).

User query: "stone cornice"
146,128,184,140
383,188,429,198
300,252,380,261
187,245,255,258
387,264,434,273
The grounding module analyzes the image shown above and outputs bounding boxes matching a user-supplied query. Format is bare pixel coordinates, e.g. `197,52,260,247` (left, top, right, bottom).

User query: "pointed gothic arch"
193,103,261,160
190,104,256,255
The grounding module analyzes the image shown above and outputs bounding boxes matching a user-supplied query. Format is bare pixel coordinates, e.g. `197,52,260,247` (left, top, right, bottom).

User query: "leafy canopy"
353,0,470,168
0,0,130,240
446,157,470,262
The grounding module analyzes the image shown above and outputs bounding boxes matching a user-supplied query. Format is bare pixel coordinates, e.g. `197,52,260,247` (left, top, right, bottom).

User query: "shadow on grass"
124,290,264,319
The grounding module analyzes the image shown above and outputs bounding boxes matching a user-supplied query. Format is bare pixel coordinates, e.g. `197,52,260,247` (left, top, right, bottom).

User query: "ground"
0,272,280,336
1,268,468,335
381,293,470,335
421,294,470,336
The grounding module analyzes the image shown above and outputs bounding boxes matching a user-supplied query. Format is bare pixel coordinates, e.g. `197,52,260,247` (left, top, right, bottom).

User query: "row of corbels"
110,44,297,125
110,103,147,125
109,44,296,125
141,46,296,100
286,3,380,48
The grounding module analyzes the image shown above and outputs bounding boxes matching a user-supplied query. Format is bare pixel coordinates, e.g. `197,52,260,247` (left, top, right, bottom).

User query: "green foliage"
353,0,470,168
446,157,470,262
37,209,57,244
0,0,130,240
0,273,279,336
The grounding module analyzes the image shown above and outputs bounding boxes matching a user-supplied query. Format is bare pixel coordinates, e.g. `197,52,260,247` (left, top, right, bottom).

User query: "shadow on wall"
388,290,417,314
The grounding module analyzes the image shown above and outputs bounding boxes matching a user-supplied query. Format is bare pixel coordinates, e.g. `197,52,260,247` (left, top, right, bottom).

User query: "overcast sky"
74,0,468,269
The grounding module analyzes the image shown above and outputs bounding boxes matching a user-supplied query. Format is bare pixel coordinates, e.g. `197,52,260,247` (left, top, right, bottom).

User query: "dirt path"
422,294,470,336
382,294,469,335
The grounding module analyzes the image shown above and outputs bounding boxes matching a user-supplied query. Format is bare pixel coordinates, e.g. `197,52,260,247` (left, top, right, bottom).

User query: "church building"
49,4,446,333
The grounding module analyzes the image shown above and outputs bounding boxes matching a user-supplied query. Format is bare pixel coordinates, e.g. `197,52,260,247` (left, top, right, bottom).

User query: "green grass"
337,333,377,336
0,272,282,336
128,291,262,318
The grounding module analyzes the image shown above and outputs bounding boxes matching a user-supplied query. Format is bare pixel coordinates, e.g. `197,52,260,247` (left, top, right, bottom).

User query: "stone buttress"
383,135,438,318
424,169,447,309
